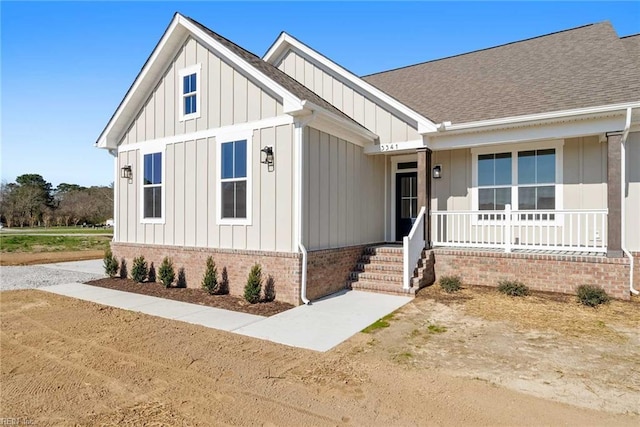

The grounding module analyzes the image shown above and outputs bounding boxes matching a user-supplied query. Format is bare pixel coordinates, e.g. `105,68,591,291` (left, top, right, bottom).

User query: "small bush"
118,258,128,279
576,285,610,307
219,267,229,295
498,280,529,297
131,256,148,283
263,275,276,302
103,248,118,278
244,264,262,304
202,257,219,295
158,257,175,288
176,267,187,288
148,262,156,283
439,275,462,293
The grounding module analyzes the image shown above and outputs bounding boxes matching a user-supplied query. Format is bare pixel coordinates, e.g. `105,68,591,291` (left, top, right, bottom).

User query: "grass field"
1,227,113,235
0,234,111,253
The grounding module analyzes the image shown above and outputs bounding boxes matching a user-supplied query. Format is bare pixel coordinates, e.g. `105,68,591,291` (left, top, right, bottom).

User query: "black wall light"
261,146,274,172
120,165,133,180
432,164,442,179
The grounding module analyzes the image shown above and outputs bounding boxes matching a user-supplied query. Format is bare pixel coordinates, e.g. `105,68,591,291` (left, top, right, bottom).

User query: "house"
97,13,640,304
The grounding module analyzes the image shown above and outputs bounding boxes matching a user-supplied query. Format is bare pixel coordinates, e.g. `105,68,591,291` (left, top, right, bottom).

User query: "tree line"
0,174,113,227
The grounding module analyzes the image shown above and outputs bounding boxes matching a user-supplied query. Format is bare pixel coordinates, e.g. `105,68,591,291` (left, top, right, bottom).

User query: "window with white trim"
220,140,247,219
143,152,162,219
474,144,560,220
179,64,201,121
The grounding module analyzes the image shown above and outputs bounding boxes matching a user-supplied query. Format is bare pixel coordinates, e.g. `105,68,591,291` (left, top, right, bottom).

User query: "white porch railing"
432,205,608,253
403,206,426,290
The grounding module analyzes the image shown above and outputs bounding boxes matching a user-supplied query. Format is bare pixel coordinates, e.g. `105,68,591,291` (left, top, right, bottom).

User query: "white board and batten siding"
302,128,386,250
625,131,640,252
277,50,420,145
116,37,296,252
431,136,609,212
119,37,284,146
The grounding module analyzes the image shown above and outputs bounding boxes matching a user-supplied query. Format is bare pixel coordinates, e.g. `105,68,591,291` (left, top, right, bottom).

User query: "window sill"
179,112,201,122
217,218,252,226
141,218,165,225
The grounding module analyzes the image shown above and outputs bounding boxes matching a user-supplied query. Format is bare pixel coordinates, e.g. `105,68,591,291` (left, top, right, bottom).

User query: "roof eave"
263,33,438,134
426,101,640,135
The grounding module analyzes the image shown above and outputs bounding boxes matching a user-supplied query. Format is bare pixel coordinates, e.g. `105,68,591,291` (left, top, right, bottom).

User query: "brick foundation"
431,249,631,300
111,243,302,305
306,244,371,300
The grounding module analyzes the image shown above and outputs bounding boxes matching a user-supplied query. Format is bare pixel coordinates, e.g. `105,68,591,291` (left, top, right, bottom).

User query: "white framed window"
140,148,165,224
471,141,563,221
217,131,252,225
179,64,201,121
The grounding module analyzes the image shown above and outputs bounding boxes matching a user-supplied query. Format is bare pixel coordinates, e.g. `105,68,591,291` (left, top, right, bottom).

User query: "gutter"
295,111,317,305
620,107,638,296
428,101,640,134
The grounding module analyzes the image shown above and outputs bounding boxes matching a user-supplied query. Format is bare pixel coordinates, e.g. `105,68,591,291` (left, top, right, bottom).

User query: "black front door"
395,172,418,240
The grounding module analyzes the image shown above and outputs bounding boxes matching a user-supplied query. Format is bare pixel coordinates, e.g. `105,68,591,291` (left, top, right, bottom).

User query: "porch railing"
403,206,426,290
431,205,607,253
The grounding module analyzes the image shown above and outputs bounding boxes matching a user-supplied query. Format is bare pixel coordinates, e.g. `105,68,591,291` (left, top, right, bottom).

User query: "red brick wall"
432,249,631,300
111,243,302,305
306,244,370,300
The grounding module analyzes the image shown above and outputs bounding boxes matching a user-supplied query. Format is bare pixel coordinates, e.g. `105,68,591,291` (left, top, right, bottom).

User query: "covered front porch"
376,130,629,297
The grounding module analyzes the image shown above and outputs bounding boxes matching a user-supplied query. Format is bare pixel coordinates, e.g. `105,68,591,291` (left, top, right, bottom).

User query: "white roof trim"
431,101,640,134
263,32,438,134
97,14,304,149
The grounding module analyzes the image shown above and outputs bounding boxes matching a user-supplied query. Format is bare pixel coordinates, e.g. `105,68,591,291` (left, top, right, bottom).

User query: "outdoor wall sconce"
261,146,274,172
120,165,133,180
432,164,442,179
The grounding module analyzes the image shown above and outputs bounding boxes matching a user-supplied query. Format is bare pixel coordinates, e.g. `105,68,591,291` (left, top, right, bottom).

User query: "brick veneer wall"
634,252,640,292
306,244,371,300
431,249,631,300
111,243,302,305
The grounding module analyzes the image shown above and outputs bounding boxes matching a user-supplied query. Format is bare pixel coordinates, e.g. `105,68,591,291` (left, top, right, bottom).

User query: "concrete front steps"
347,244,434,296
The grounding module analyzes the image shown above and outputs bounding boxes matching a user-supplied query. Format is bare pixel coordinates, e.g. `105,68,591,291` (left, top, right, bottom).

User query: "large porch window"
474,145,559,218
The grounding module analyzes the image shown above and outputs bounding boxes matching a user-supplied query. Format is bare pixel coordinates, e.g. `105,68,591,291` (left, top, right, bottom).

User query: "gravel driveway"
0,260,104,291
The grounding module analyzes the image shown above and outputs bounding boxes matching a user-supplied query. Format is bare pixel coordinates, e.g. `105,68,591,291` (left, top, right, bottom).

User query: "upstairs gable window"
183,73,197,115
179,64,201,121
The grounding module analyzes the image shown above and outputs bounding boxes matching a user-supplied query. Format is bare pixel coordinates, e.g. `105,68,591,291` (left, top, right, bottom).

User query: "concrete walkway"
39,259,105,275
40,283,412,352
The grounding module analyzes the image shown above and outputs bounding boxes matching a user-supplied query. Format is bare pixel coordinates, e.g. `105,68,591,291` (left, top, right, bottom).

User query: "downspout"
295,112,317,305
110,149,119,243
620,107,638,295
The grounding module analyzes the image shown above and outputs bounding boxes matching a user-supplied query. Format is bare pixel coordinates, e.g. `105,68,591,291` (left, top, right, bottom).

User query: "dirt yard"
1,288,638,426
0,250,104,266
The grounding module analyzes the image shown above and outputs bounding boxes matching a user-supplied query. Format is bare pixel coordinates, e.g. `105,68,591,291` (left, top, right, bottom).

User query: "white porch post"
504,204,512,253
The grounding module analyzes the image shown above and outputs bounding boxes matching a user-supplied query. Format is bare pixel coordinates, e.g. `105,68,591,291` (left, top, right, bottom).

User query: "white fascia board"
429,115,627,151
428,101,640,134
179,16,303,113
301,100,378,146
263,33,438,134
96,15,185,149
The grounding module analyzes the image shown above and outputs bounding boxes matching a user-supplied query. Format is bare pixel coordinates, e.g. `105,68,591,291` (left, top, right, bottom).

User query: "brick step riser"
348,280,416,296
354,273,403,283
360,255,404,264
364,246,403,254
353,263,404,273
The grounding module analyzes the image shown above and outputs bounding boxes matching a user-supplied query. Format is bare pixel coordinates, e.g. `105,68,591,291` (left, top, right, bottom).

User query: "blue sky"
2,1,639,188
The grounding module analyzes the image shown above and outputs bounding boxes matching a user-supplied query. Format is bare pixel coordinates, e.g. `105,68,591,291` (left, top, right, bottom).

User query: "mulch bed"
85,278,294,317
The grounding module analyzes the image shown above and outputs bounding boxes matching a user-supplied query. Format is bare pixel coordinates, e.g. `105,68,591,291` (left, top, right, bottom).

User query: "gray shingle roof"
185,16,365,129
621,34,640,68
363,22,640,124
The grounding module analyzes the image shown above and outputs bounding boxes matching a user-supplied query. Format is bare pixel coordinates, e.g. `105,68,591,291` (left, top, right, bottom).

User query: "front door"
395,172,418,240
